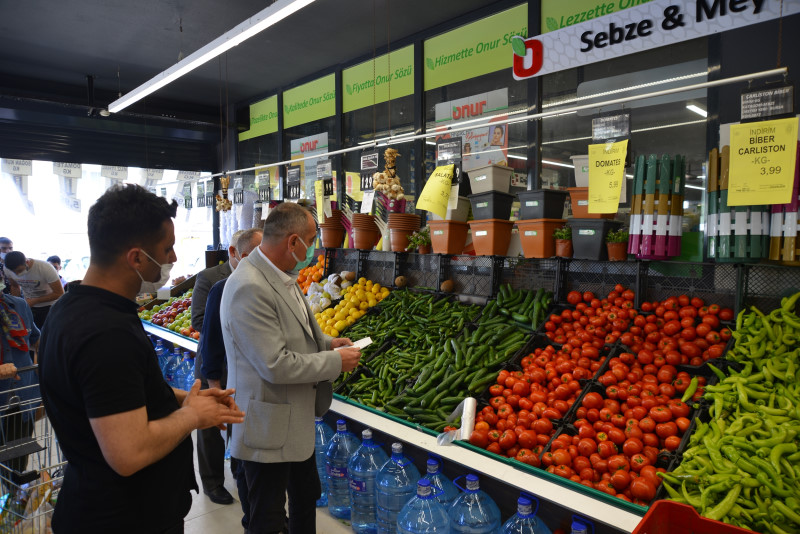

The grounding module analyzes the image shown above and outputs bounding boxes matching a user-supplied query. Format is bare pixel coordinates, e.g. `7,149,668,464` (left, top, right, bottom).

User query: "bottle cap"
362,429,372,440
417,478,432,498
517,497,533,517
426,459,439,473
315,417,323,422
571,518,589,534
391,443,403,455
465,473,479,491
336,419,347,432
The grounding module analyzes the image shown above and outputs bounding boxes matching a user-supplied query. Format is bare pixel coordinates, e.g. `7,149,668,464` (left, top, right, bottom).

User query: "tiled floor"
185,432,353,534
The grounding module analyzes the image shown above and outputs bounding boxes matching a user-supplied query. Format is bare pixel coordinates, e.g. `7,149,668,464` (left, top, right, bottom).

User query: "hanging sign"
2,159,32,175
182,182,193,209
360,151,379,192
285,166,301,200
592,113,630,143
145,169,164,188
62,195,81,212
346,171,363,202
13,176,28,197
196,182,206,208
232,176,244,205
512,0,800,81
283,74,336,129
177,170,201,182
205,180,215,207
728,117,799,206
588,139,629,213
160,187,167,198
741,85,795,121
258,170,271,202
53,162,82,178
417,165,455,219
437,138,463,208
316,160,333,220
101,165,128,180
360,190,375,214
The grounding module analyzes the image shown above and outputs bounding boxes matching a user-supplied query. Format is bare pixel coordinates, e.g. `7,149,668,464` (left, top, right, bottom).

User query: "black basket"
441,254,497,298
559,259,639,306
640,261,738,312
742,263,800,315
362,250,396,288
498,257,560,297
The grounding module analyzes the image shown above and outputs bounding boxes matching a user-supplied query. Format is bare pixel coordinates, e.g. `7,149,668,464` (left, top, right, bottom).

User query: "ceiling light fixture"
684,184,705,190
108,0,316,113
686,104,707,117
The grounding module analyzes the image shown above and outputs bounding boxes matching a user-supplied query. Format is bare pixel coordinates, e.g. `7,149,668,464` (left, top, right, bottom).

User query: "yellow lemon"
346,317,355,327
329,328,339,337
381,289,390,298
325,308,336,318
349,307,360,318
334,320,348,332
359,301,369,311
358,277,367,285
367,298,377,308
356,290,367,301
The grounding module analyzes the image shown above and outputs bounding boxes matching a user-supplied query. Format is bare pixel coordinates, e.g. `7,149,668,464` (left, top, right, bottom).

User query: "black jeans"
31,306,51,330
242,454,320,534
196,376,226,491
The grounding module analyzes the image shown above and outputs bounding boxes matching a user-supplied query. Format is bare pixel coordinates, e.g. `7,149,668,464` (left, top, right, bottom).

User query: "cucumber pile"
479,284,553,331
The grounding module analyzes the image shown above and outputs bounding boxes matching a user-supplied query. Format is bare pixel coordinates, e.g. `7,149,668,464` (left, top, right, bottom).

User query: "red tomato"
469,430,489,448
669,401,690,419
597,440,618,458
499,429,518,450
582,392,604,410
622,437,644,456
664,435,681,451
567,291,582,305
552,449,572,466
649,406,672,423
630,477,656,501
533,418,553,435
656,421,678,439
487,442,502,455
610,470,631,491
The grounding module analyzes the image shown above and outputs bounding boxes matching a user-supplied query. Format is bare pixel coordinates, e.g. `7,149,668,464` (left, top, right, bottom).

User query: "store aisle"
186,431,353,533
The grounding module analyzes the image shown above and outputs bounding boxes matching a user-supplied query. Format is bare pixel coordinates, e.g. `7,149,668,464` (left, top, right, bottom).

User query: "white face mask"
0,252,6,261
135,249,174,294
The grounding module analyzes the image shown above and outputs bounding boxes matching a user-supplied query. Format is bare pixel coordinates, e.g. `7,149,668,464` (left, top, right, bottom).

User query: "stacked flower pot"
567,185,622,261
466,165,516,256
428,195,470,255
514,189,568,258
351,213,381,250
319,209,345,248
387,213,421,252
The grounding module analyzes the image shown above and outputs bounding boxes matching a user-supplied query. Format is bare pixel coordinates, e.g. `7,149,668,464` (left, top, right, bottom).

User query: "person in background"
0,238,16,295
39,184,245,534
3,251,64,329
0,279,40,491
198,227,263,529
47,255,68,288
222,202,361,534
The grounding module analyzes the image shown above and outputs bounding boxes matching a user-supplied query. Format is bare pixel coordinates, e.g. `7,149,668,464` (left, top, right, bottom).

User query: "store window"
0,160,213,281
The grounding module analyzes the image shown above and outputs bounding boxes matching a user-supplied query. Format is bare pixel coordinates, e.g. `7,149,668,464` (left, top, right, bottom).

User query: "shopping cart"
0,365,64,533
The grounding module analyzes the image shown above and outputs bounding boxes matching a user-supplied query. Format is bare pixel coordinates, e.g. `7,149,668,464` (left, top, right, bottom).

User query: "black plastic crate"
742,263,800,315
326,247,360,278
498,257,560,296
362,250,396,287
640,261,738,312
559,259,639,306
396,252,440,291
517,189,569,220
441,254,496,297
468,191,515,220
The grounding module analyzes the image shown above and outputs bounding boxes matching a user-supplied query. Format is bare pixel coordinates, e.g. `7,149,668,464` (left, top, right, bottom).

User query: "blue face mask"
292,236,315,271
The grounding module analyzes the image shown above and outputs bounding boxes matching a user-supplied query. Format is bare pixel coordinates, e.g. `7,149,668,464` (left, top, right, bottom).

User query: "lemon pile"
314,277,390,337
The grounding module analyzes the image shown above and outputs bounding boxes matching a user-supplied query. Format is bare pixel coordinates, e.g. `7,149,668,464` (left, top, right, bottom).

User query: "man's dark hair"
47,255,61,264
0,237,11,246
4,251,26,271
88,184,178,266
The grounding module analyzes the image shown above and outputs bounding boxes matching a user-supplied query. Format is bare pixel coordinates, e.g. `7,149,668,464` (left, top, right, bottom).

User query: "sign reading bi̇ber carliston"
423,4,527,91
239,95,279,141
283,74,336,129
343,46,414,113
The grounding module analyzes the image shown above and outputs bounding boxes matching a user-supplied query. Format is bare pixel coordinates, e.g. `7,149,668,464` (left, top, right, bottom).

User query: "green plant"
553,225,572,240
406,226,431,251
606,228,629,243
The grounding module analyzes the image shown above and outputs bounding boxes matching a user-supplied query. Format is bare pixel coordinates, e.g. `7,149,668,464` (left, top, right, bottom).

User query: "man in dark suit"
191,228,250,505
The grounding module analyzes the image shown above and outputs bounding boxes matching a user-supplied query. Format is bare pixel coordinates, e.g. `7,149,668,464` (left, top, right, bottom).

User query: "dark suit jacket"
191,261,231,379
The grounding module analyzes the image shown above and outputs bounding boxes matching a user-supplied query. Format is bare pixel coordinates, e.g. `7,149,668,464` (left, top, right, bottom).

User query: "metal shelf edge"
141,320,199,352
329,399,642,533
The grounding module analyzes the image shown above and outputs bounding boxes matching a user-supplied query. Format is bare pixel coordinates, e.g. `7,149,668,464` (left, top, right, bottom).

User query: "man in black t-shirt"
39,185,245,534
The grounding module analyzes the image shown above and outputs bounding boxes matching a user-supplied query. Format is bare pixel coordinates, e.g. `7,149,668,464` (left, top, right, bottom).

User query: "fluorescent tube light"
542,159,574,169
686,104,707,117
108,0,316,113
507,154,528,161
684,184,705,190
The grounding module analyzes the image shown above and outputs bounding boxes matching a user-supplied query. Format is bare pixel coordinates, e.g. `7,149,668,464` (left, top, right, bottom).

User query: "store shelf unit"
141,320,198,352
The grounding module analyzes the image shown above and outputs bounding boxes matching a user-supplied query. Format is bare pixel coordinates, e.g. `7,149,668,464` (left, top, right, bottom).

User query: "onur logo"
511,35,544,80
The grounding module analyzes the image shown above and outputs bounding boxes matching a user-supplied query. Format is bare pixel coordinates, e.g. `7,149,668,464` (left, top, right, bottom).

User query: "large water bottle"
315,417,335,507
397,479,451,534
349,429,389,534
326,419,361,519
448,474,501,534
502,496,553,534
179,352,195,391
155,339,169,372
376,443,421,534
163,348,181,387
424,458,459,509
569,516,594,534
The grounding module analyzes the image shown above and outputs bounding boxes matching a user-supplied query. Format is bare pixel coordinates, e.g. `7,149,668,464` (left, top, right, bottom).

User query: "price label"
741,85,794,120
316,160,332,180
232,177,244,205
592,113,630,143
1,159,32,175
437,139,463,184
53,162,82,178
360,151,379,191
101,165,128,180
258,170,271,202
205,180,214,207
588,140,628,213
285,167,301,200
417,165,455,219
729,117,799,206
196,182,206,208
62,195,81,212
361,190,375,214
183,182,193,209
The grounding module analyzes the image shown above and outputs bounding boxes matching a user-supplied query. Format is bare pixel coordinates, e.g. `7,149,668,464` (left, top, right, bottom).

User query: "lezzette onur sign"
423,4,527,91
283,74,336,129
540,0,654,33
238,95,278,141
342,46,414,114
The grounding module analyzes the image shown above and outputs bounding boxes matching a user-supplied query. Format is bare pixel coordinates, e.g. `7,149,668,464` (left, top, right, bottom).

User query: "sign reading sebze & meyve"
513,0,800,80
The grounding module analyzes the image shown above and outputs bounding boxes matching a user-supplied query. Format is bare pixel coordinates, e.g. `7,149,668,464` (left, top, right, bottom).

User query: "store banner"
424,4,527,91
238,95,279,141
343,46,414,113
283,74,336,129
513,0,800,80
100,165,128,181
290,132,329,198
1,159,32,176
541,0,651,34
434,89,509,169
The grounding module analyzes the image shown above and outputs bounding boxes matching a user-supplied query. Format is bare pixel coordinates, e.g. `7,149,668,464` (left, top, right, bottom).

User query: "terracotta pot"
320,227,345,248
568,187,615,219
429,220,468,255
607,241,628,261
468,218,514,256
353,228,380,250
555,239,573,258
417,244,432,254
515,218,566,258
389,229,413,252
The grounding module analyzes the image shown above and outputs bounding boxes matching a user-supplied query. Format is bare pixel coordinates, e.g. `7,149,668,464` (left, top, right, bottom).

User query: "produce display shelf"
329,397,644,533
141,320,198,352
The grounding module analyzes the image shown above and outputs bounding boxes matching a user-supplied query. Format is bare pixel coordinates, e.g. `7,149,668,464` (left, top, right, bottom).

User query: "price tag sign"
183,182,193,209
437,139,463,184
741,85,794,120
360,190,375,214
285,166,301,200
232,177,244,205
53,162,82,178
1,159,32,176
205,180,214,207
196,182,206,208
417,165,455,219
160,187,167,198
258,170,271,202
101,165,128,181
592,113,630,143
346,171,363,202
314,180,332,223
360,151,379,191
729,117,799,206
588,140,629,213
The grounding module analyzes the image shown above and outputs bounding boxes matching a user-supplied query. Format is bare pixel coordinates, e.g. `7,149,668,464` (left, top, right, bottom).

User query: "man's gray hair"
262,202,314,243
235,227,263,255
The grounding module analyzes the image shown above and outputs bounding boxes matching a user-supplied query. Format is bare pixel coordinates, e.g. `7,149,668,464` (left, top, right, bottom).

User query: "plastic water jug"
314,417,334,507
376,443,420,534
424,458,459,509
570,516,594,534
397,479,451,534
325,419,360,519
448,474,501,534
163,348,181,387
501,496,552,534
349,429,389,534
155,339,169,372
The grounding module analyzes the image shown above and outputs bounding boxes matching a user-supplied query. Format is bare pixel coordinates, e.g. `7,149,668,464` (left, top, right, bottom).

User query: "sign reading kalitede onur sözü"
512,0,800,80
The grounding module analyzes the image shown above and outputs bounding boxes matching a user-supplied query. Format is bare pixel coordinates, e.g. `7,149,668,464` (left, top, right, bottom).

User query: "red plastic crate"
633,501,752,534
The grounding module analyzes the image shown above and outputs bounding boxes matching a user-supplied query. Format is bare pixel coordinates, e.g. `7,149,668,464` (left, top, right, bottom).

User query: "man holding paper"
221,202,361,534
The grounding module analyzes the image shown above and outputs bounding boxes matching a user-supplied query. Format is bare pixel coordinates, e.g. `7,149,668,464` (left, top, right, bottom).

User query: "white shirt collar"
257,245,296,287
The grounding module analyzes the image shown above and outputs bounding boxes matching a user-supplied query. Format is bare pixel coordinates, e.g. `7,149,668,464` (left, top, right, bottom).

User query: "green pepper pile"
661,292,800,533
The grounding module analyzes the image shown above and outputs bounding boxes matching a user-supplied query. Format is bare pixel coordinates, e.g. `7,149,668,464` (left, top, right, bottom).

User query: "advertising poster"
290,132,329,198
